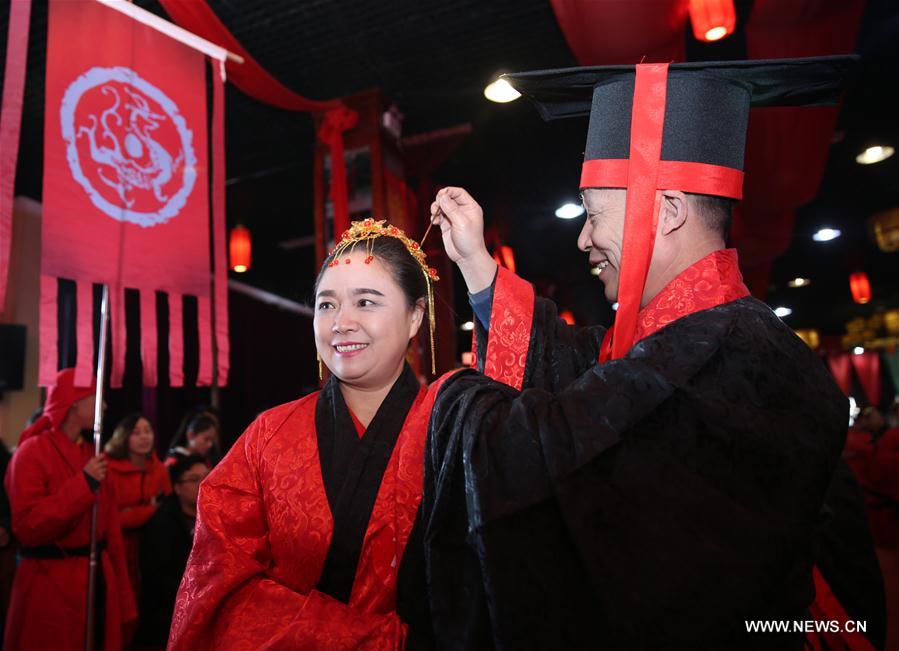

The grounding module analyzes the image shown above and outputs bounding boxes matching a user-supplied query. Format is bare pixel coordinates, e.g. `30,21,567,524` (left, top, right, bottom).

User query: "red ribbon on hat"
600,63,669,362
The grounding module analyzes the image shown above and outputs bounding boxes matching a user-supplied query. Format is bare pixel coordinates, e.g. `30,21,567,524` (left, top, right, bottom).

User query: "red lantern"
498,245,516,274
229,225,252,273
491,245,517,274
688,0,736,43
849,271,871,304
559,310,576,326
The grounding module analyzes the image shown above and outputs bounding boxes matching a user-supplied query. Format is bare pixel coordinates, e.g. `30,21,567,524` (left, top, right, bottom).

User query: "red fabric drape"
158,0,357,257
732,0,866,296
0,0,32,314
851,352,882,406
827,353,853,396
156,0,338,113
550,0,689,64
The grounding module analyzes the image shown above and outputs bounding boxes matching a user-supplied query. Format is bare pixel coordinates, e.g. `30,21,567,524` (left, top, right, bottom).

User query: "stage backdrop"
41,0,225,388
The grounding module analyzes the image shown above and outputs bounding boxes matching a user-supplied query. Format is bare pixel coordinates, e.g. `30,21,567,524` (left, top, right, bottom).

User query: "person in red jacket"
105,412,173,607
4,368,136,651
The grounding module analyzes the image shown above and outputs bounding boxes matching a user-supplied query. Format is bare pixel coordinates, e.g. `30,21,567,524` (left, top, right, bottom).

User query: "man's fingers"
437,194,468,222
441,186,474,205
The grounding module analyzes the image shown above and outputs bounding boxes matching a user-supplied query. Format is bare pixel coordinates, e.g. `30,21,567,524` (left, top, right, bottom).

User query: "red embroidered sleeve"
481,266,535,391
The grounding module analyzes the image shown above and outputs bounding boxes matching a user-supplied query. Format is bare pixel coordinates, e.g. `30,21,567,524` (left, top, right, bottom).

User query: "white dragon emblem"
60,66,197,227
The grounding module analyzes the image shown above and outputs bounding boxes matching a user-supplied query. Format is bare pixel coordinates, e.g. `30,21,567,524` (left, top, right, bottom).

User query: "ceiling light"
774,306,792,318
460,321,474,332
853,346,865,355
812,228,841,242
788,277,811,288
704,26,728,41
555,202,585,219
856,145,894,165
484,78,520,103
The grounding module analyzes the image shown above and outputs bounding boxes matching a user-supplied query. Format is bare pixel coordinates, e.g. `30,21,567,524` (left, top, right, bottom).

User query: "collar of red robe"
600,248,749,362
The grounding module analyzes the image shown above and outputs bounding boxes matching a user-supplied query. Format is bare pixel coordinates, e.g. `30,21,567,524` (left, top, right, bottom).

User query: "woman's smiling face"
313,250,423,390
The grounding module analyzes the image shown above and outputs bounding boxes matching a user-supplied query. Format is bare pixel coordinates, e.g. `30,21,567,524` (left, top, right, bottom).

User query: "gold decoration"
327,218,439,374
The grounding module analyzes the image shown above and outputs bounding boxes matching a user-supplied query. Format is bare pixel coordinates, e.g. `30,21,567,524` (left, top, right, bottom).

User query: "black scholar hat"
503,56,856,360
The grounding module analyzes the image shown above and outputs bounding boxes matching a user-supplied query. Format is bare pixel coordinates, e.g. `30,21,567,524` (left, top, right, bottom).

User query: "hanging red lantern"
498,245,516,274
688,0,736,43
849,271,871,304
559,310,576,326
491,245,517,274
229,225,252,273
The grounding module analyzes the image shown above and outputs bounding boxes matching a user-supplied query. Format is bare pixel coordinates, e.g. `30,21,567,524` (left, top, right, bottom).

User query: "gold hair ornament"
328,218,439,373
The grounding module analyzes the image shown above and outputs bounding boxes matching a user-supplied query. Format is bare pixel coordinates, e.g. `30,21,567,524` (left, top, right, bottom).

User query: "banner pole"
84,284,110,651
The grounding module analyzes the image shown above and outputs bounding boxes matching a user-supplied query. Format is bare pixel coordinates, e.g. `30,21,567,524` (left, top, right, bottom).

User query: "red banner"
42,0,214,387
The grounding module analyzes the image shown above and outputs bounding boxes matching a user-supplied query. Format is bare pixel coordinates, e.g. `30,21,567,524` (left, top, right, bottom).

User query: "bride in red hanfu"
168,219,500,650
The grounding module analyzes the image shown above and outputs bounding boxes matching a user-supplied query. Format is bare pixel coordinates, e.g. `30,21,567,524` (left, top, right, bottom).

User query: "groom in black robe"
422,57,884,650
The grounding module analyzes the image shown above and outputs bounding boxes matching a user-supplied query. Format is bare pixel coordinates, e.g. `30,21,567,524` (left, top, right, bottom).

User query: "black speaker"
0,324,26,392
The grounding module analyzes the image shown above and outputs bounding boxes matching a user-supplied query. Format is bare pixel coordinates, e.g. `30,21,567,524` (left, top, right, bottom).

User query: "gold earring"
317,352,323,383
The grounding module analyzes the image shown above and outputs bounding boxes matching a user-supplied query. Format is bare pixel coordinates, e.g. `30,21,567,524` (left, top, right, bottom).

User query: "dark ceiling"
3,0,898,342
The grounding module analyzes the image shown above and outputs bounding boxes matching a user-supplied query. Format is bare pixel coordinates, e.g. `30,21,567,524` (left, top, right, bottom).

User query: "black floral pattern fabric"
424,296,884,650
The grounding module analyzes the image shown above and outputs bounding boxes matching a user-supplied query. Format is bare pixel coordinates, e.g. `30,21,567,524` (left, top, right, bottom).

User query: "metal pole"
85,284,110,651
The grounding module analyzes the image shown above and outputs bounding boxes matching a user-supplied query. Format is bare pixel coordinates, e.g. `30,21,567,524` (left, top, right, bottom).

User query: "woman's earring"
317,352,323,383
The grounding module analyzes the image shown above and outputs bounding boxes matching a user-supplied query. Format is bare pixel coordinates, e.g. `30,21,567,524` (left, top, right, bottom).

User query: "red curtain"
851,352,882,406
157,0,338,112
550,0,690,64
827,353,853,396
158,0,357,237
732,0,866,296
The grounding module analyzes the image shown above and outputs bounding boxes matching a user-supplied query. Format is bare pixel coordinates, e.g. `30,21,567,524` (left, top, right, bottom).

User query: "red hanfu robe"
4,428,136,651
107,454,173,608
168,364,451,650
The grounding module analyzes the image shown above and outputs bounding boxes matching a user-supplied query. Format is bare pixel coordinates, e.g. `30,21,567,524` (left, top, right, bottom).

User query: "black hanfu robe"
422,259,884,650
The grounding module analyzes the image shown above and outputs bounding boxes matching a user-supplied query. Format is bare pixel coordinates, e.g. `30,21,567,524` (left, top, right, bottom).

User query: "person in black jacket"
135,454,208,647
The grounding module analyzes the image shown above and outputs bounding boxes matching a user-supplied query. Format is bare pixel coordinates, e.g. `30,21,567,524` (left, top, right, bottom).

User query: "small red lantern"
559,310,576,326
491,245,517,274
688,0,736,43
498,245,516,274
229,225,252,273
849,271,871,304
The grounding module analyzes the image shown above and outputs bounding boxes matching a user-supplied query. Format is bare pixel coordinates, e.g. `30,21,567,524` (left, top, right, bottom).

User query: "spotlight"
812,228,841,242
856,145,894,165
555,203,585,220
484,78,520,103
774,306,792,318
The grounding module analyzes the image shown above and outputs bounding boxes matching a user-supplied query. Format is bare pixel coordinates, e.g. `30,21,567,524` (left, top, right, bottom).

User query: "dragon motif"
76,84,183,208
